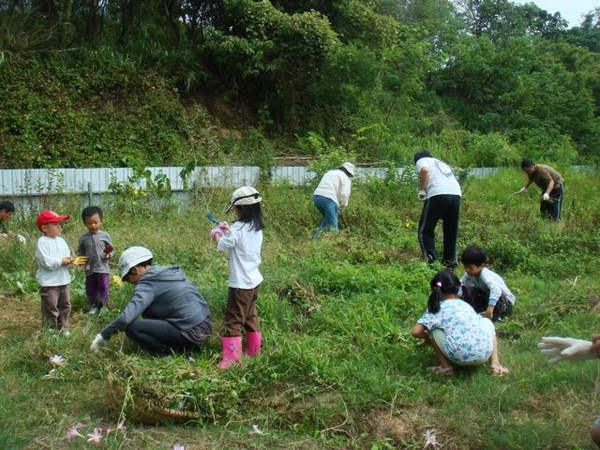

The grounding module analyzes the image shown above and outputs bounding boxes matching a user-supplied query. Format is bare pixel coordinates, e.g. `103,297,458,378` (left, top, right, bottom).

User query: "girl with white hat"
210,186,264,369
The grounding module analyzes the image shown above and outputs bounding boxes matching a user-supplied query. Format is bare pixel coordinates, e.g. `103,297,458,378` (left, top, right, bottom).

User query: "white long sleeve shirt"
460,267,515,306
313,169,352,207
217,221,263,289
35,235,72,287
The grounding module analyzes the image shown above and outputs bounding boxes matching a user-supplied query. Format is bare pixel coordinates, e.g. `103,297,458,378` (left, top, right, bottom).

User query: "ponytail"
427,270,461,314
427,282,443,314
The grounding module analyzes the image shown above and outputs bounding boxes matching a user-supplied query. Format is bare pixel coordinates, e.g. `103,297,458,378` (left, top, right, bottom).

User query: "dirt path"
0,293,40,335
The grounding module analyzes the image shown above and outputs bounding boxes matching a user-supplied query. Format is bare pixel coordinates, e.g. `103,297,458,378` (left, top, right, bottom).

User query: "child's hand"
102,245,113,259
218,222,229,232
63,256,74,266
73,256,88,266
210,227,223,241
480,305,494,320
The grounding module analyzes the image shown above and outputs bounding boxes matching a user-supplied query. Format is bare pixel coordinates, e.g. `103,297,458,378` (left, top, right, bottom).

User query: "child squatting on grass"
210,186,264,369
411,269,509,375
459,245,515,322
35,210,74,335
77,206,114,314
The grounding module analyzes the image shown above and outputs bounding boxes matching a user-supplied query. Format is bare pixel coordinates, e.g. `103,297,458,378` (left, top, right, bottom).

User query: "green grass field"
1,167,599,449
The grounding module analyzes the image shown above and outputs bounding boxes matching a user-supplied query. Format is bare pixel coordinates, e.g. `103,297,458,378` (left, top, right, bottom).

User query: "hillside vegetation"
1,0,600,169
0,168,599,449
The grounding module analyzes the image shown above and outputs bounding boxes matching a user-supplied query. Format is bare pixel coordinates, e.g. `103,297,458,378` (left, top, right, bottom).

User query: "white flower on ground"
49,354,67,366
250,425,264,435
423,429,441,448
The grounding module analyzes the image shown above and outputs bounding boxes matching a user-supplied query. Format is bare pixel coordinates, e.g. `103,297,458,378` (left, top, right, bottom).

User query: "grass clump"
0,168,599,449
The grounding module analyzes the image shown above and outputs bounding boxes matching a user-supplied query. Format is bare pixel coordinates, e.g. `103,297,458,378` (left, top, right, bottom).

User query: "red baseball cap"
37,210,71,231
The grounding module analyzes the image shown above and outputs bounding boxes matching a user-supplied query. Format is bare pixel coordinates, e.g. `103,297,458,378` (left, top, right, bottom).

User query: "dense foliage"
1,0,600,168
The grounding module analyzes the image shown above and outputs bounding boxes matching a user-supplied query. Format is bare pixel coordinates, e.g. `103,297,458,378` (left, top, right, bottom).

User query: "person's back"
415,156,461,198
414,150,461,266
218,221,263,288
527,164,564,191
103,266,210,335
313,169,351,207
419,299,493,361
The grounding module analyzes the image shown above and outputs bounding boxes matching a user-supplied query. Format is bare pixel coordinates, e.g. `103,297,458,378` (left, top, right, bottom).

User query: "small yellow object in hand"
73,256,88,265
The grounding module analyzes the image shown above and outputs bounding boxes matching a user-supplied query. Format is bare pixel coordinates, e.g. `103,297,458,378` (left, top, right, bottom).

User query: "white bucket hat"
118,246,153,279
341,162,356,177
225,186,262,213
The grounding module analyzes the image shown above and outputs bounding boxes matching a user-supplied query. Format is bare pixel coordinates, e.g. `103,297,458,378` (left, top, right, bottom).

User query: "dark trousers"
124,317,209,355
467,287,513,321
224,285,260,337
86,272,109,308
540,184,564,221
40,285,71,330
417,194,461,265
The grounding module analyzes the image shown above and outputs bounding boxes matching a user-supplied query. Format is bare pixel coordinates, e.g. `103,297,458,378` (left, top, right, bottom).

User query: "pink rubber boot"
245,332,262,357
219,336,242,369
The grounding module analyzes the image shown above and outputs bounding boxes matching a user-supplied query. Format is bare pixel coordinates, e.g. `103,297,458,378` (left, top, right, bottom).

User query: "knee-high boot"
219,336,242,369
245,332,262,357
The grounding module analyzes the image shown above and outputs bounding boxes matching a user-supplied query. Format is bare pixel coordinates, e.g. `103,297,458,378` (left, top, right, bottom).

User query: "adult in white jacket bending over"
312,162,355,238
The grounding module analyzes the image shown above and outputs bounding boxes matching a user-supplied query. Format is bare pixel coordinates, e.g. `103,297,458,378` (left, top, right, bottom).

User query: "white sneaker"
61,329,71,337
88,307,99,315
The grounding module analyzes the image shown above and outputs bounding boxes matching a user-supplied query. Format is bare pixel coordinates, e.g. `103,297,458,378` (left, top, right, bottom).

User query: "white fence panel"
0,165,594,198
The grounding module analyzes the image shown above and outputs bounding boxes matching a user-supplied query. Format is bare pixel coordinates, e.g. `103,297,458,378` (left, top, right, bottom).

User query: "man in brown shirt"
516,159,565,220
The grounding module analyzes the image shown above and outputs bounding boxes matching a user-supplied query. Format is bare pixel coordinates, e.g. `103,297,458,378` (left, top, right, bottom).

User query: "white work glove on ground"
418,190,427,201
90,333,110,352
538,336,596,365
542,192,550,201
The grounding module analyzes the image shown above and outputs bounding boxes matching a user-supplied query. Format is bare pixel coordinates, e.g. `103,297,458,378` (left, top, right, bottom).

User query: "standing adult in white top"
414,150,462,267
312,161,355,238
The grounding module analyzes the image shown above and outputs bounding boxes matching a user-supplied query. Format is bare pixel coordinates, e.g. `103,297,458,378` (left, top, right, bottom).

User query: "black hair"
0,201,15,213
126,258,153,279
135,258,153,269
521,159,535,169
338,167,353,178
82,205,103,221
460,245,487,266
414,149,433,164
235,202,264,231
427,270,463,314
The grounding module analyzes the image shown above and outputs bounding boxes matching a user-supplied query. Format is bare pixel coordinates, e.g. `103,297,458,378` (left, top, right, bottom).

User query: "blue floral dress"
417,299,494,363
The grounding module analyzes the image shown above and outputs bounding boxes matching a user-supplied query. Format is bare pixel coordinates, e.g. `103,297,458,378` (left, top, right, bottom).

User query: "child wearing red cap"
35,210,73,334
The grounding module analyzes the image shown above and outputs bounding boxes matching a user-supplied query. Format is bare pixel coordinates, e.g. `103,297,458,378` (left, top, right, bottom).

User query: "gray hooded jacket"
101,266,210,339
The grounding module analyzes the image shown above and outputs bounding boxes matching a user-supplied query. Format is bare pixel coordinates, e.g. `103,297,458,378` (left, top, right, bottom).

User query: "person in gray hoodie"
90,246,212,355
